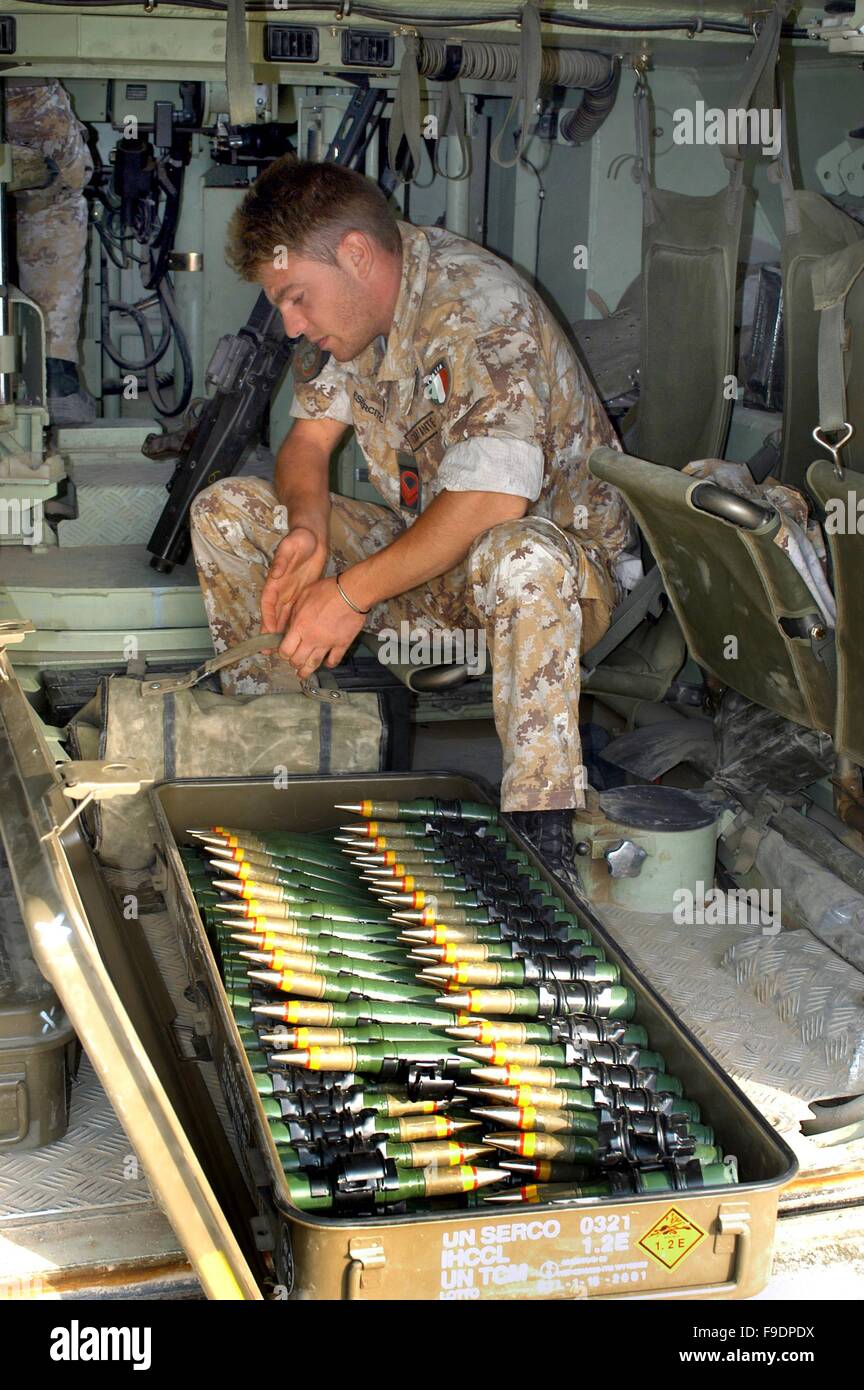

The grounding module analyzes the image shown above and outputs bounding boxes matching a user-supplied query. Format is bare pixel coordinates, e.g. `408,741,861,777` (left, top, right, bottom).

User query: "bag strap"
388,34,425,183
812,242,864,476
225,0,256,127
490,1,543,170
435,78,470,180
138,633,339,701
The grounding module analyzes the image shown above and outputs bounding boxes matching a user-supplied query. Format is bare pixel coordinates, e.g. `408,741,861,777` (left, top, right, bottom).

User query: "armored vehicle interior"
0,0,863,1301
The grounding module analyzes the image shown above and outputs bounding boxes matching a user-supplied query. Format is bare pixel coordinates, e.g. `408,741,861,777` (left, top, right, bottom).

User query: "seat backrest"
588,447,835,735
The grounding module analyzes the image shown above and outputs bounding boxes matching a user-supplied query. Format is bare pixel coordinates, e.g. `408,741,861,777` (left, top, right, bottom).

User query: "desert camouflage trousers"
190,478,615,812
6,79,93,362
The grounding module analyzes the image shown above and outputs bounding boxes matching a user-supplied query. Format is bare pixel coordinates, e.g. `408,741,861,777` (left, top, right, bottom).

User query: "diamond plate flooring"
0,1056,160,1222
593,904,864,1183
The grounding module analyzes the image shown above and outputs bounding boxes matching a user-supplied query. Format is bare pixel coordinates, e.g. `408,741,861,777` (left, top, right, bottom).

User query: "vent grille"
265,25,319,63
341,29,394,67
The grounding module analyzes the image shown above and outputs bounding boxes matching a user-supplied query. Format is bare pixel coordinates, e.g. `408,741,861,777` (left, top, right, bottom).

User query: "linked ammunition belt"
180,797,737,1213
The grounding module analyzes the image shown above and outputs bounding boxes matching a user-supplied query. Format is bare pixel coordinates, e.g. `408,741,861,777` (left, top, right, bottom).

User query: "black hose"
802,1092,864,1136
560,57,621,146
146,277,194,418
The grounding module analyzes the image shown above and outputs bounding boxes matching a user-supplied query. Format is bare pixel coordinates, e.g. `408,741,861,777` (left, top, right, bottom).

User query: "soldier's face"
258,244,384,362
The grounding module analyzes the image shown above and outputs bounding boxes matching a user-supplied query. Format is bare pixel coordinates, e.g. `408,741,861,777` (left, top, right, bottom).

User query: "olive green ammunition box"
151,773,796,1302
0,845,79,1151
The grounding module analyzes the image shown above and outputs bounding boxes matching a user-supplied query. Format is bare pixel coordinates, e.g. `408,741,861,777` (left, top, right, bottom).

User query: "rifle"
145,82,394,573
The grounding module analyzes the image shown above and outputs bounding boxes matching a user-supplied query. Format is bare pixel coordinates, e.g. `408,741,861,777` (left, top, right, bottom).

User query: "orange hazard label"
638,1206,706,1270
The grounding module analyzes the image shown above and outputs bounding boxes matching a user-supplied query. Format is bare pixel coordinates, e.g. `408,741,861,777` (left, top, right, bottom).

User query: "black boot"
508,809,581,896
46,357,96,426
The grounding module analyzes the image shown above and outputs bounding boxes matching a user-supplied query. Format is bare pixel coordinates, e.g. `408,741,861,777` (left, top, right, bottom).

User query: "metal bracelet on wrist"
335,571,371,616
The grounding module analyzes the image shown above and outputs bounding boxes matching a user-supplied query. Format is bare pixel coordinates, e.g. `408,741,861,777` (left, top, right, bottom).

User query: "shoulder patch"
423,356,451,404
293,337,331,384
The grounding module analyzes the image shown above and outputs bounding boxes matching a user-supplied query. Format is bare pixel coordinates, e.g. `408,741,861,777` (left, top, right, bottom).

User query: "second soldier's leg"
463,519,613,814
6,79,94,419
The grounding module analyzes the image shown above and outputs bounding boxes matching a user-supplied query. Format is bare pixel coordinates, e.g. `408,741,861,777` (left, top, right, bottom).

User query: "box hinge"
0,619,34,673
42,760,153,841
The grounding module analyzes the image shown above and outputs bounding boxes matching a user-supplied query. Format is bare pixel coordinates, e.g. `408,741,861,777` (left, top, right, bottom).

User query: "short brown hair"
226,158,401,280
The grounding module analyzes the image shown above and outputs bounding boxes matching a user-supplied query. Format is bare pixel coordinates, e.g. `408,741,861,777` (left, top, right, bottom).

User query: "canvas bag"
67,635,390,869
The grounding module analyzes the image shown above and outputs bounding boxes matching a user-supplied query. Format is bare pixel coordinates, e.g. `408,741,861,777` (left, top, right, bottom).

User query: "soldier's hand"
279,577,365,681
261,527,328,634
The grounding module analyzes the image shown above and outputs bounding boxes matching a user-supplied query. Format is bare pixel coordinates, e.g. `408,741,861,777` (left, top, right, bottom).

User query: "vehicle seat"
587,447,836,736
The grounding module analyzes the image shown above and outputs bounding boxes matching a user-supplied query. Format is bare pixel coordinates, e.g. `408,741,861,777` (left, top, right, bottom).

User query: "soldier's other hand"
261,526,327,634
278,577,365,681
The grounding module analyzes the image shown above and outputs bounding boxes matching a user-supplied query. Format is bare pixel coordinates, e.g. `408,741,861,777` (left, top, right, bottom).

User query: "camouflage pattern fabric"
192,220,633,811
290,221,632,570
193,479,613,811
6,79,93,361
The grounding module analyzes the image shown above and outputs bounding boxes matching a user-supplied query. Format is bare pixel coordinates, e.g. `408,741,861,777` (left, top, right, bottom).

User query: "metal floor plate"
0,1057,158,1223
593,904,864,1185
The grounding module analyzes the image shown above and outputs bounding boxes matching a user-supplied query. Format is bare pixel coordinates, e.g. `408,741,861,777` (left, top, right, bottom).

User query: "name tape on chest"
404,412,439,452
353,389,385,423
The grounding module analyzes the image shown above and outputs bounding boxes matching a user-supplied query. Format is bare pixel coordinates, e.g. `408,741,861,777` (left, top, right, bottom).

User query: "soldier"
190,159,634,879
5,78,95,424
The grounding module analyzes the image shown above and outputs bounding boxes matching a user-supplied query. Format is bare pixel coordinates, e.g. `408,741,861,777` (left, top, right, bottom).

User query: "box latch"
714,1201,751,1254
346,1238,386,1299
0,1075,28,1145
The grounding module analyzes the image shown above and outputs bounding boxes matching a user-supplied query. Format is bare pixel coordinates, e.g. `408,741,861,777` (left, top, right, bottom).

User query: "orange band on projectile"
238,863,251,880
308,1047,322,1071
525,1184,538,1202
491,1043,509,1064
434,1117,448,1138
521,1132,536,1157
519,1106,536,1128
361,801,373,818
468,991,481,1014
515,1085,532,1107
296,1028,310,1047
403,876,415,892
461,1166,479,1193
278,970,295,989
247,898,263,915
286,1002,303,1022
367,822,379,837
456,966,470,985
444,944,459,963
505,1066,523,1085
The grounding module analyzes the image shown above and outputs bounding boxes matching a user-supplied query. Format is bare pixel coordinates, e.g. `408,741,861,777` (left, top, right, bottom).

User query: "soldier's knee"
190,479,231,531
191,476,281,538
469,519,573,583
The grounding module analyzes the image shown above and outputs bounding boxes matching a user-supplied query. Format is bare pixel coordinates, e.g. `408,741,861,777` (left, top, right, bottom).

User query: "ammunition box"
152,773,796,1301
